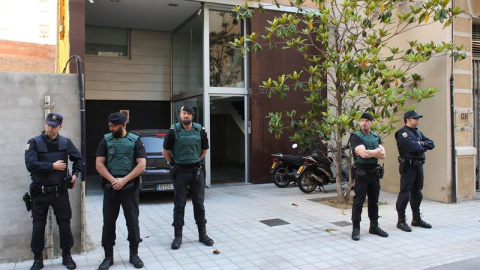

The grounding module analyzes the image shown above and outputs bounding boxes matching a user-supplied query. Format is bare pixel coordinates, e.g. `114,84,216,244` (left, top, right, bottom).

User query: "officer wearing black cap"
395,110,435,232
95,112,146,269
24,113,84,270
162,105,214,249
349,112,388,241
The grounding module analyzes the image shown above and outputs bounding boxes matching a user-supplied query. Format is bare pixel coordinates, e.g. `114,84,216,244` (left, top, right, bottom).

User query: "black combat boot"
98,246,114,270
412,212,432,229
171,227,182,250
351,222,360,241
369,221,389,237
397,212,412,232
198,225,214,246
129,244,144,268
30,252,43,270
62,249,76,269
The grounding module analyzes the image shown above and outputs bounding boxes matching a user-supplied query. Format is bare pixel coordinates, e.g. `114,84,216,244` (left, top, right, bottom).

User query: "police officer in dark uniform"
395,110,434,232
25,113,84,270
349,112,388,241
162,105,214,250
95,112,146,269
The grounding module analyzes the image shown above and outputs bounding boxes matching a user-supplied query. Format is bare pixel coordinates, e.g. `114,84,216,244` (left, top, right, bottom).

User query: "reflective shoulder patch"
202,127,205,130
25,143,30,150
402,132,408,138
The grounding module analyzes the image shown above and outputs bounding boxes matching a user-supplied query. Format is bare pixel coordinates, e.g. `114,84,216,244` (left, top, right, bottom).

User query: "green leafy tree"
233,0,466,205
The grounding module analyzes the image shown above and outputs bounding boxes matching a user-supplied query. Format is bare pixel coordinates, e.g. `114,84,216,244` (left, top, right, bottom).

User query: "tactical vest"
105,132,139,176
354,131,379,164
396,126,426,160
172,123,202,165
32,135,68,185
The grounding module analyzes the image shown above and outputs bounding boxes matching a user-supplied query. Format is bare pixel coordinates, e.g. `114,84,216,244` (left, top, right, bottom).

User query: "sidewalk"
2,183,479,270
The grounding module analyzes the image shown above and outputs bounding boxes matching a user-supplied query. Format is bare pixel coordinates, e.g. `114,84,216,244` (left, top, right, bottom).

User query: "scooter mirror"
292,144,298,149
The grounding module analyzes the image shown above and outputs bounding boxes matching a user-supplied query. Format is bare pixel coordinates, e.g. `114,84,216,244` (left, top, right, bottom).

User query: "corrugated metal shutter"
473,25,480,58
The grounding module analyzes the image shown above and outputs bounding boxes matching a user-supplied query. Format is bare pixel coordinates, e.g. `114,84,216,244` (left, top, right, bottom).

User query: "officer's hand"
71,175,77,189
112,178,126,190
53,160,67,171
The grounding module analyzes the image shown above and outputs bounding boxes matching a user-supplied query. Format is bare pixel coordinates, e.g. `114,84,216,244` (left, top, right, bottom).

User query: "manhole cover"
331,221,352,227
260,218,290,227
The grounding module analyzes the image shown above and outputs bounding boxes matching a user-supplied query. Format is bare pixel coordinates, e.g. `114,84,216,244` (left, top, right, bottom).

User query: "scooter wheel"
298,171,318,193
272,167,290,188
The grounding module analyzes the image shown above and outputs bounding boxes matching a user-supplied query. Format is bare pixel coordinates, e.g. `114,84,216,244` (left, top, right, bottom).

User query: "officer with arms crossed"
349,112,388,241
25,113,84,270
395,110,434,232
162,105,214,250
95,112,146,269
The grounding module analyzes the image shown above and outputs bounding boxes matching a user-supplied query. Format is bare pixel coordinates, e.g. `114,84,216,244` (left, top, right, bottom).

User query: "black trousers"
351,169,380,225
172,171,206,227
396,164,424,214
31,191,73,253
101,185,141,247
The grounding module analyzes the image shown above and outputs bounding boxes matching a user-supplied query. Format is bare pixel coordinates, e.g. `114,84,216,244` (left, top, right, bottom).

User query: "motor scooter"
270,144,307,188
296,145,350,193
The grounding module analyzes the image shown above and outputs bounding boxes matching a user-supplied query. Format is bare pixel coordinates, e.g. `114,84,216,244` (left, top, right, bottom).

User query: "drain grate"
331,221,352,227
260,218,290,227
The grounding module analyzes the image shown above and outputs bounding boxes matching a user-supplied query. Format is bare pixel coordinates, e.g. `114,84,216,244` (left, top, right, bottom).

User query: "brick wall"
0,40,55,73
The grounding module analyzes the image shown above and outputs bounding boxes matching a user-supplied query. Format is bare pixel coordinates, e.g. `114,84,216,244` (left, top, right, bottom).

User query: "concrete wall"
381,12,453,202
0,72,82,262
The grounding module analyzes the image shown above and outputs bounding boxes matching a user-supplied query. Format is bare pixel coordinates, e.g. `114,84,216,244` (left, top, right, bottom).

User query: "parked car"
130,129,173,192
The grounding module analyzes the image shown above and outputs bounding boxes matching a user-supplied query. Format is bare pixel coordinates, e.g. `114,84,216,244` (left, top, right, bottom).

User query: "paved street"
2,183,479,270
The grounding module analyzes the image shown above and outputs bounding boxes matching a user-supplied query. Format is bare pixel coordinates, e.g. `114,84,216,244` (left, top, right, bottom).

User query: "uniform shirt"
163,125,209,151
95,132,146,159
395,126,434,160
25,132,84,175
350,133,382,170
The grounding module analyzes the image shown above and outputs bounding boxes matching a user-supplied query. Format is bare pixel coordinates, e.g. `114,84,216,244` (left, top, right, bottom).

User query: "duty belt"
398,157,425,166
31,183,67,194
176,167,199,173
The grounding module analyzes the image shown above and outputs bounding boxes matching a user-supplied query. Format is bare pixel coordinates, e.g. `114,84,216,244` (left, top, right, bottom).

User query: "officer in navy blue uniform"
162,105,214,250
25,113,84,270
349,112,388,241
95,112,146,270
395,111,435,232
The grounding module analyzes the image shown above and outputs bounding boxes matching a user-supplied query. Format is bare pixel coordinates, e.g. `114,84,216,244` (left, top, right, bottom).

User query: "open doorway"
210,96,245,184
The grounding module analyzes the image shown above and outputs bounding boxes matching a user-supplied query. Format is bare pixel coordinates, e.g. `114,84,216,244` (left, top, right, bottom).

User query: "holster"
374,165,385,179
169,164,177,179
63,175,73,189
22,192,32,212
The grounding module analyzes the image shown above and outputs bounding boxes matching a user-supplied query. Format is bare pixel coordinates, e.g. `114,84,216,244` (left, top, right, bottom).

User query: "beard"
181,119,192,126
112,128,124,138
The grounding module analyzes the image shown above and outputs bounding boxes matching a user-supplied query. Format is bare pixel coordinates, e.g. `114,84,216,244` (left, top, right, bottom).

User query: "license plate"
271,162,277,169
156,183,174,191
297,166,306,175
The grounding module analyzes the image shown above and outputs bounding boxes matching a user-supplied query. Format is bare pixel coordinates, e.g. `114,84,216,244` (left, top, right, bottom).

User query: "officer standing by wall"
162,105,214,250
95,112,146,269
24,113,84,270
349,112,388,241
395,111,435,232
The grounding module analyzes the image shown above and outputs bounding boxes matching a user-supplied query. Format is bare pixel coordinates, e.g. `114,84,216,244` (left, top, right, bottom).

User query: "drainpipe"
44,95,54,259
450,0,457,203
63,55,87,251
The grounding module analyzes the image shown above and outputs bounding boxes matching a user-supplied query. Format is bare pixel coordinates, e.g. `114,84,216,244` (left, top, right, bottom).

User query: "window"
85,26,129,57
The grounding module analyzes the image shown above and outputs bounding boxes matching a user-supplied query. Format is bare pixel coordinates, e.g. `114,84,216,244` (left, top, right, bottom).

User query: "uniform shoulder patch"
202,127,205,130
402,132,408,137
25,143,30,150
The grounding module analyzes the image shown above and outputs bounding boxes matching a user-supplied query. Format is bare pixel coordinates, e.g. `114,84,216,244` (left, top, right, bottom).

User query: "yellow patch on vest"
402,132,408,137
25,143,30,150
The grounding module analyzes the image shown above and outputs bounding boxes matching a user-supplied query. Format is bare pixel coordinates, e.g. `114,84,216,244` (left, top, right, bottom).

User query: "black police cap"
404,110,423,119
46,113,63,127
360,112,373,121
109,112,127,124
181,105,195,115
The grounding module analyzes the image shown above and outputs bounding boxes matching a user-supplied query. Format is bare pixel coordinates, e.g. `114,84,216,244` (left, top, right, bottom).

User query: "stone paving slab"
3,183,480,269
